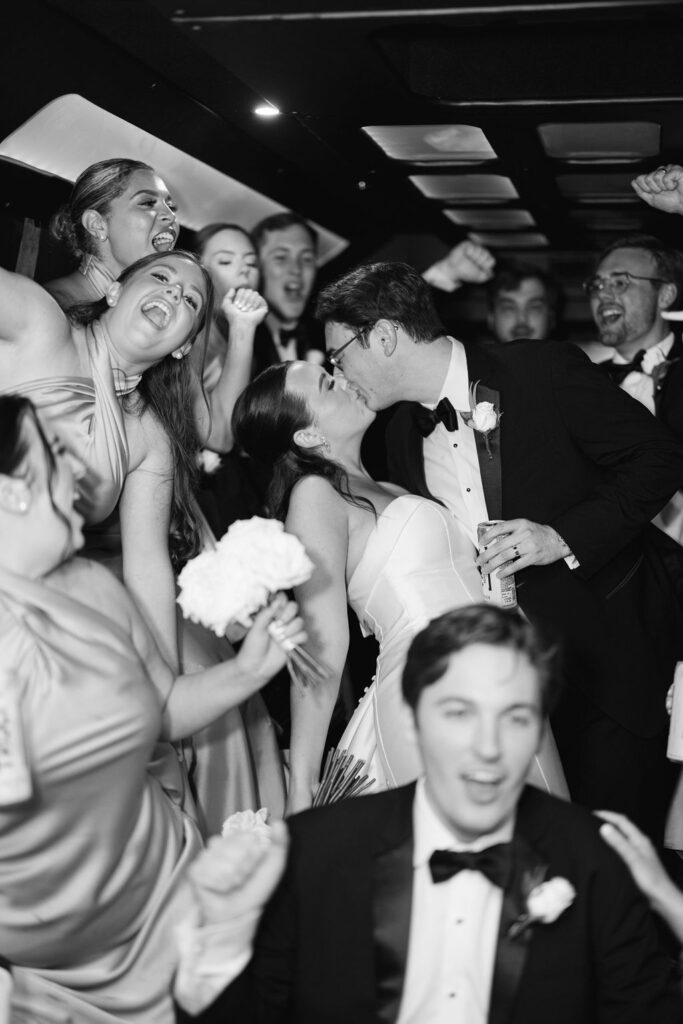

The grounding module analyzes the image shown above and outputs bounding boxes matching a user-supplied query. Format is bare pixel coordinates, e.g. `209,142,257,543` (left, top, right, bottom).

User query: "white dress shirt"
398,779,514,1024
421,339,489,547
613,333,674,415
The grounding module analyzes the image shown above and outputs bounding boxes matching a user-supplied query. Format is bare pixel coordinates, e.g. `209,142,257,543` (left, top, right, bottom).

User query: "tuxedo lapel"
464,347,504,521
471,382,503,521
488,832,541,1024
371,785,416,1024
654,333,682,417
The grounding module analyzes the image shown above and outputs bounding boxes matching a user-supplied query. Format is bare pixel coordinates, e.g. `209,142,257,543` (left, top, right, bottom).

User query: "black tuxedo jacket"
597,333,683,443
385,340,683,735
183,785,682,1024
251,320,324,379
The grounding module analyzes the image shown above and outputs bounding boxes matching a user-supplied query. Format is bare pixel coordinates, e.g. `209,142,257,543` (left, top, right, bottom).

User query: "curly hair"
232,363,374,521
66,250,214,569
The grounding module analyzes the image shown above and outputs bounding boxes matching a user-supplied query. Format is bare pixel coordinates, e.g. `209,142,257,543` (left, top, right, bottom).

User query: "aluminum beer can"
477,520,518,609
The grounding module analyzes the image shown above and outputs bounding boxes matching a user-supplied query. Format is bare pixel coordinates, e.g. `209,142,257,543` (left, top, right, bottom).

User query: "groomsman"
587,231,683,433
175,606,682,1024
315,260,683,838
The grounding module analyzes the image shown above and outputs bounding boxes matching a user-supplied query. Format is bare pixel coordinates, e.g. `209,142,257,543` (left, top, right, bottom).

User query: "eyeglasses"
582,271,669,298
326,329,365,369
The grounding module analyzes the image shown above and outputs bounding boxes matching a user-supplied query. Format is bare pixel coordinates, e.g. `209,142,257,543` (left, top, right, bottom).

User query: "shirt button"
452,443,458,448
466,487,471,493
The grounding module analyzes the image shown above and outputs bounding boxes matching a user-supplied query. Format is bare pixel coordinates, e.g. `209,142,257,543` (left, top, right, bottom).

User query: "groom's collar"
423,337,471,410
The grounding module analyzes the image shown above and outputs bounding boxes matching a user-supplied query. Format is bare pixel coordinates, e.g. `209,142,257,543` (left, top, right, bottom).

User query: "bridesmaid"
0,392,304,1023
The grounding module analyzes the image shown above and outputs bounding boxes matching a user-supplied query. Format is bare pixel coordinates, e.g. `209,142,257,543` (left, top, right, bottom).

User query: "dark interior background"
2,0,683,346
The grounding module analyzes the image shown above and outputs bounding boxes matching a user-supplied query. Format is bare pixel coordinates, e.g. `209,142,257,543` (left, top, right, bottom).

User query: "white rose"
220,518,314,591
196,449,222,474
641,347,668,376
177,550,269,634
526,877,576,923
470,401,498,433
222,807,271,842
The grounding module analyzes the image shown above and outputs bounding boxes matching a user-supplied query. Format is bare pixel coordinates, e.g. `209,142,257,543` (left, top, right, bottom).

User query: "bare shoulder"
288,474,347,520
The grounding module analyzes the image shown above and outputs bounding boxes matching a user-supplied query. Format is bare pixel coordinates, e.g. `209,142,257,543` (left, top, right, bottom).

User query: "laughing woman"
44,158,267,453
0,249,209,670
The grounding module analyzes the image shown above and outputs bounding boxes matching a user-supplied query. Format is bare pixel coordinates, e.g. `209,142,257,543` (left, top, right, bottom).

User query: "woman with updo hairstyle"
45,158,177,308
0,392,304,1022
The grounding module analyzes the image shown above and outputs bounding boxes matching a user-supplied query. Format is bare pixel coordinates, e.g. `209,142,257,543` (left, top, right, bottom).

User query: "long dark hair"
50,158,155,260
232,363,374,521
0,395,75,557
67,251,214,568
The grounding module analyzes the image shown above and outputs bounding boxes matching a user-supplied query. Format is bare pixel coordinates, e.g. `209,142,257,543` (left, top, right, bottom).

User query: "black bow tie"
604,349,646,384
278,328,300,347
414,397,459,437
429,843,513,889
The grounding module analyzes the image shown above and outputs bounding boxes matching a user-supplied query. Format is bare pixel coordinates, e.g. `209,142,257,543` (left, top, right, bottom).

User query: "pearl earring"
171,350,184,360
17,499,28,513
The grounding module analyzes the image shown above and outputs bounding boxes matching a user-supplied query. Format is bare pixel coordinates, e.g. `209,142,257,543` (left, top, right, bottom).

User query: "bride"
233,360,569,813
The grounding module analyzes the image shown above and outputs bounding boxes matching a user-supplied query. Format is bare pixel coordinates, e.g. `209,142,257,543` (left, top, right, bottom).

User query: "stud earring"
16,499,28,513
171,350,184,360
318,436,331,454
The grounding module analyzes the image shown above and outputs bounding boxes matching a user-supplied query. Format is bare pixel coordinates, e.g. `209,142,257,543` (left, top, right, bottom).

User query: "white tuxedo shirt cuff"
173,906,259,1016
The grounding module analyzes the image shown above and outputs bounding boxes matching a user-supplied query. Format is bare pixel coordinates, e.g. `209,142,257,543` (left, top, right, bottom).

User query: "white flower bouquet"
177,516,328,687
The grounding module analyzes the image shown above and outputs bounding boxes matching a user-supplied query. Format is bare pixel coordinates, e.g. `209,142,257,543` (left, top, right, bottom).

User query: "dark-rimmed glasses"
582,271,669,299
326,329,365,370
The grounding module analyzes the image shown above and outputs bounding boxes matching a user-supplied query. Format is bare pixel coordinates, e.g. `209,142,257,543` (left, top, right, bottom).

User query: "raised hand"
221,286,269,329
632,165,683,216
442,240,496,285
188,821,289,926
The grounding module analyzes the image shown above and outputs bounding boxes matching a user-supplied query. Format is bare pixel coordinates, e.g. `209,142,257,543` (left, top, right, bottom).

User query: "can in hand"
477,520,518,609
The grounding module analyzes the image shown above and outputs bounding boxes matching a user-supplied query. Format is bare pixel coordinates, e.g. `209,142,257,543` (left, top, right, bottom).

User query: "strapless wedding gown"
339,495,569,798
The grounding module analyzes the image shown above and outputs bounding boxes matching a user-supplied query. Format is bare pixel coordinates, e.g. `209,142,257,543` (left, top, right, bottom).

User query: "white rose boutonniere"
464,381,501,460
508,871,576,939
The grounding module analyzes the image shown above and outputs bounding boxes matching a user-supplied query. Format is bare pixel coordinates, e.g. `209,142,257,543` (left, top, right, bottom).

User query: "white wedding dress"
339,495,569,798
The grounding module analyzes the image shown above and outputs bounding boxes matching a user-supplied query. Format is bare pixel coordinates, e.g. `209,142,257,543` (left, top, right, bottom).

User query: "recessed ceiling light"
254,103,280,118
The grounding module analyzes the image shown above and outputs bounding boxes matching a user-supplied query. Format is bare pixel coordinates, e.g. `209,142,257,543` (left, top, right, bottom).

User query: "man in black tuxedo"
176,606,682,1023
250,212,324,376
587,232,683,434
315,261,683,838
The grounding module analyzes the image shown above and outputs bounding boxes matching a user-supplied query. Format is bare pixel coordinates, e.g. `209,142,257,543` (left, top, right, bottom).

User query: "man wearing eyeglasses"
316,260,683,844
586,234,683,422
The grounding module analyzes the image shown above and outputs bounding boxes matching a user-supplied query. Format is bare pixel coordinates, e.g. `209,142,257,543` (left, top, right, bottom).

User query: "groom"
177,605,681,1023
316,261,683,837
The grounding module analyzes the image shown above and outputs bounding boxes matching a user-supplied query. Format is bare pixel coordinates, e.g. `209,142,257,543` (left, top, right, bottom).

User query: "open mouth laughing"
152,230,176,251
141,298,173,328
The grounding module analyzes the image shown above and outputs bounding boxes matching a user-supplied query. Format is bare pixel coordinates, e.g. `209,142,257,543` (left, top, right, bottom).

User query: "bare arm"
0,265,72,357
122,575,306,739
192,288,268,452
285,476,351,813
119,410,180,672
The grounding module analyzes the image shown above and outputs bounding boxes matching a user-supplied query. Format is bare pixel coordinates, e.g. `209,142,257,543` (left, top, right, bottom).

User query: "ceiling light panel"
538,122,660,163
445,209,535,229
411,174,518,203
470,232,548,248
557,173,639,203
364,124,496,163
